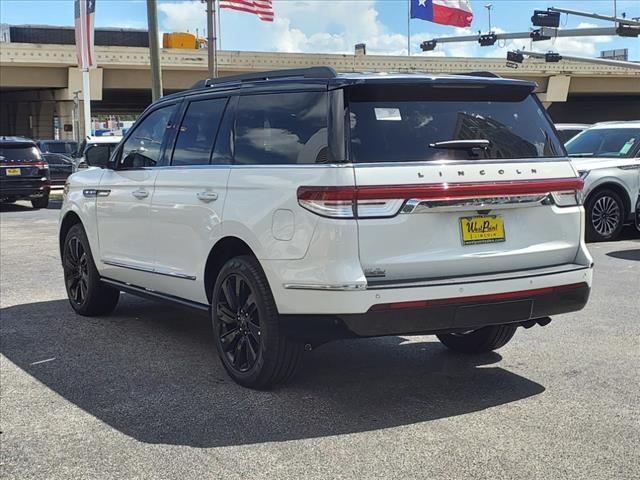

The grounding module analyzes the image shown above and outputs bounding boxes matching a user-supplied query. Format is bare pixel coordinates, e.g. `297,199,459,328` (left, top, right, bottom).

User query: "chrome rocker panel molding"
101,259,196,280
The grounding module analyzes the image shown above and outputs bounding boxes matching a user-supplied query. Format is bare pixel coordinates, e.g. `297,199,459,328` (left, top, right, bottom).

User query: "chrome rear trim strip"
367,264,591,290
401,194,549,213
102,260,196,280
283,283,367,291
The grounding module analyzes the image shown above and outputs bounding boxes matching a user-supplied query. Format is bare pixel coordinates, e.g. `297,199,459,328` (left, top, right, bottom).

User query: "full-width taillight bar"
297,177,584,219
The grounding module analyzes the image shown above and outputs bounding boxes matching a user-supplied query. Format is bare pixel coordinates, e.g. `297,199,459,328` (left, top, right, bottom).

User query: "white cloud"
155,1,617,59
157,1,208,33
157,0,438,57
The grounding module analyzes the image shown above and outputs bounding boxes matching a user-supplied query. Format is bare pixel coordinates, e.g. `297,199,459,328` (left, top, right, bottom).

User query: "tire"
585,189,625,242
211,255,303,389
437,324,517,354
31,193,49,209
62,223,120,316
634,196,640,233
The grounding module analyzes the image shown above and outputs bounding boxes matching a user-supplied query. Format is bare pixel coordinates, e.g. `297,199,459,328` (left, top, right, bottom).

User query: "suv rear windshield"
0,144,42,163
347,85,564,163
566,128,640,158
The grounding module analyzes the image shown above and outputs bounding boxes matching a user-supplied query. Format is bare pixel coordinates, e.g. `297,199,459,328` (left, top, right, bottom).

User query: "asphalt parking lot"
1,201,639,480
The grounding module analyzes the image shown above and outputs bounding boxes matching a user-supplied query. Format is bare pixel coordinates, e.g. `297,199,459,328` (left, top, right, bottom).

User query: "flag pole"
82,68,92,137
407,0,411,56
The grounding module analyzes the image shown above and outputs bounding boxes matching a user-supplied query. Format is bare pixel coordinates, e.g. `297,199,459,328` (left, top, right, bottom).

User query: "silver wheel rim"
591,195,620,237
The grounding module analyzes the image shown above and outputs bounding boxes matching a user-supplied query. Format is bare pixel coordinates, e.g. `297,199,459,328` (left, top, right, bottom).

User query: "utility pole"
146,0,163,101
206,0,218,78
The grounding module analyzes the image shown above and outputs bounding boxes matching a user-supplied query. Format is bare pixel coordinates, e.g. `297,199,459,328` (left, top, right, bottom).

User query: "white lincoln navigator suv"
60,67,593,388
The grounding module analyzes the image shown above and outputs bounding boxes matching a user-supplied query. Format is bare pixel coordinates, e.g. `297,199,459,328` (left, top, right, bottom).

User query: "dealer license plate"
459,215,505,245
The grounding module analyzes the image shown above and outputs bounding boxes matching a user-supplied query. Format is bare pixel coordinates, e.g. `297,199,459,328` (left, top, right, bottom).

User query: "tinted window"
235,92,329,165
347,85,563,162
42,141,77,154
566,128,640,158
172,97,227,166
43,153,71,165
0,145,41,162
557,129,582,144
120,105,175,168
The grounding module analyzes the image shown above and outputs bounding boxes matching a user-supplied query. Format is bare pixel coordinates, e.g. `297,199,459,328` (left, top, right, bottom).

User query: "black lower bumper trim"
280,284,590,340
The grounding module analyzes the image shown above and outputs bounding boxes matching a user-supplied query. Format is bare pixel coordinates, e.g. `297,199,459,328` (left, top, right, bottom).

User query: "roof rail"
191,66,338,89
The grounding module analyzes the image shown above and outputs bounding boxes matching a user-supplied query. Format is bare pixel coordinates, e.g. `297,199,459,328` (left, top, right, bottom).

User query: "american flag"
219,0,274,22
74,0,96,69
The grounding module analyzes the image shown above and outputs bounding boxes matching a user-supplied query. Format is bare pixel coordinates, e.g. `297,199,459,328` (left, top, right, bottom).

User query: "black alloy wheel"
62,223,120,315
211,255,303,388
216,273,262,373
64,235,90,306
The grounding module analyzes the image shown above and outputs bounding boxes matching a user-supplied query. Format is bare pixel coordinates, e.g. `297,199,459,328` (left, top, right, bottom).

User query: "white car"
73,135,123,170
566,121,640,241
555,123,591,144
59,68,593,388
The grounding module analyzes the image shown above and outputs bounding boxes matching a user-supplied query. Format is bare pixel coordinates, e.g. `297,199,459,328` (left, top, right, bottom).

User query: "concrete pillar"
55,100,76,141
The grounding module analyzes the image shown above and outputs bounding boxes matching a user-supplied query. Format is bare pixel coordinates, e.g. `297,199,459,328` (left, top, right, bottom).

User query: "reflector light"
370,282,588,311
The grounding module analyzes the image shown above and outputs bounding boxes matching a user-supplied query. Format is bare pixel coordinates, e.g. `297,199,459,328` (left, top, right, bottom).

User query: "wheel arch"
585,181,631,219
59,210,83,258
204,236,255,303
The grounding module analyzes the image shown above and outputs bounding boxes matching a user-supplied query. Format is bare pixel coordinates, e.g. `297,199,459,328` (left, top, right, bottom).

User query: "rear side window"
0,145,41,163
120,104,176,168
172,97,227,166
347,85,564,162
235,91,329,165
566,128,640,158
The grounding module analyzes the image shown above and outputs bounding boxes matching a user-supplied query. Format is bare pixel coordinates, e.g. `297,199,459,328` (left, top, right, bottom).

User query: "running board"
101,277,209,312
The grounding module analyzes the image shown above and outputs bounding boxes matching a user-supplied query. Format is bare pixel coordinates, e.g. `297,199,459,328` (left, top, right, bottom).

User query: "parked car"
59,67,592,388
0,136,50,208
36,139,78,156
555,123,591,144
566,121,640,241
74,135,123,169
43,153,75,185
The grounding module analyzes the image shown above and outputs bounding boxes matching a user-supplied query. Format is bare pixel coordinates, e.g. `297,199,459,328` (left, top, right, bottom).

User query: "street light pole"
146,0,163,101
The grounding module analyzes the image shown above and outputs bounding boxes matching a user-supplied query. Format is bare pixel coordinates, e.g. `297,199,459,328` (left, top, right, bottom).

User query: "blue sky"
2,0,638,59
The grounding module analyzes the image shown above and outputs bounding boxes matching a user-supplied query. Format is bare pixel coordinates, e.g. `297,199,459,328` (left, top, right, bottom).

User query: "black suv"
0,137,51,208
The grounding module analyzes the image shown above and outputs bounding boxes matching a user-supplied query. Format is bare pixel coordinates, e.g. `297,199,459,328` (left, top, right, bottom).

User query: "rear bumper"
281,281,590,339
0,180,50,198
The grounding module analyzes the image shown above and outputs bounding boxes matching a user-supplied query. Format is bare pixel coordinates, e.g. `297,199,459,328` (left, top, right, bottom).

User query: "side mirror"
84,146,111,169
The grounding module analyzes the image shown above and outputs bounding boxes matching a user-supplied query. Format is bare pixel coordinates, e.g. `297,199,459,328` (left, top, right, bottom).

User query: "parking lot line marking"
30,358,56,365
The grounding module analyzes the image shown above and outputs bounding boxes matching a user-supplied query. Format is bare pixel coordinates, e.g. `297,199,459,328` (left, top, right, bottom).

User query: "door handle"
196,191,218,203
132,189,149,199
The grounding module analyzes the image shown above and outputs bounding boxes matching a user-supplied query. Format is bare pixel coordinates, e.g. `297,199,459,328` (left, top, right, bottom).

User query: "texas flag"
410,0,473,28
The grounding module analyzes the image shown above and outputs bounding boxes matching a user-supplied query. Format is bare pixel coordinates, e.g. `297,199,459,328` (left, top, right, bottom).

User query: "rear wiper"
429,139,491,150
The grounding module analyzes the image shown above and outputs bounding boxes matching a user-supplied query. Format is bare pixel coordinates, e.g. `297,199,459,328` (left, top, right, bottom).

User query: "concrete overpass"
1,42,639,139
